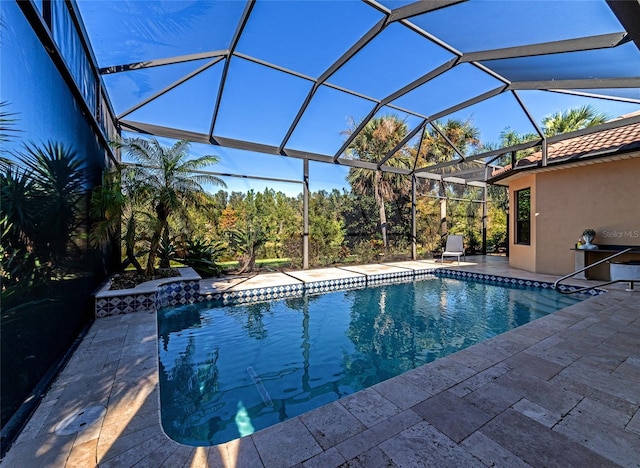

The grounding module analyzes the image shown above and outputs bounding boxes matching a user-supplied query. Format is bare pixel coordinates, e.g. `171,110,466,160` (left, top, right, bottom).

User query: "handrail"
553,247,637,292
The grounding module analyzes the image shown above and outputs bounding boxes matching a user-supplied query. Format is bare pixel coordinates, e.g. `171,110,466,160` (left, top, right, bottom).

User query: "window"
515,188,531,245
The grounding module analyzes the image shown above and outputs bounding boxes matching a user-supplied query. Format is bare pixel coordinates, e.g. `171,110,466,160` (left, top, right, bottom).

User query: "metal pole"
482,185,488,255
303,159,309,270
412,175,417,260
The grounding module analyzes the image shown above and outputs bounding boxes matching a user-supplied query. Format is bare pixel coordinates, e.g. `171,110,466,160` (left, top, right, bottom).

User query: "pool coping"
95,260,604,319
3,258,639,467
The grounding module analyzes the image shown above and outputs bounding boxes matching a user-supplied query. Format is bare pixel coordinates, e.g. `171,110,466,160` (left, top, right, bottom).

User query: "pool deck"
2,256,640,467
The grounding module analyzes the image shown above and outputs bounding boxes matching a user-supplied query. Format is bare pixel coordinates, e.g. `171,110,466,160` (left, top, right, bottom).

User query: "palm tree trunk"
375,181,388,248
146,219,165,276
379,200,388,248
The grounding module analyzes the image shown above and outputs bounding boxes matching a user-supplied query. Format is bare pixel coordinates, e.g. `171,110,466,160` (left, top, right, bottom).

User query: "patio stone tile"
127,440,184,468
338,446,396,468
302,447,345,468
567,397,633,428
503,352,565,380
463,381,523,417
528,344,582,367
480,409,618,468
100,433,172,468
502,371,583,416
371,375,432,409
97,424,161,462
449,363,510,397
554,400,640,466
232,272,302,291
627,410,640,435
460,431,532,468
525,333,566,355
300,401,366,450
158,445,196,467
447,346,499,371
16,398,60,441
199,275,253,292
378,421,483,467
426,355,477,382
512,398,561,428
286,267,365,283
486,333,537,356
335,410,422,461
401,366,456,396
251,417,322,467
65,438,97,468
337,264,410,275
411,391,493,443
222,437,263,468
464,340,514,362
0,433,75,467
339,388,401,428
560,362,640,405
549,373,640,418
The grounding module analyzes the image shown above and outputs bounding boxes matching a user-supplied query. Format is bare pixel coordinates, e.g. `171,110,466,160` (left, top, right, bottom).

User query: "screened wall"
0,0,114,445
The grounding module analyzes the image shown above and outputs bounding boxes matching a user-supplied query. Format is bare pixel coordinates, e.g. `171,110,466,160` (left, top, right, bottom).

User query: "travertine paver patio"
2,257,640,467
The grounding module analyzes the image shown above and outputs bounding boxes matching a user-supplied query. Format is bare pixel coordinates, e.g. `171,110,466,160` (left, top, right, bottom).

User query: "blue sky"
3,0,640,196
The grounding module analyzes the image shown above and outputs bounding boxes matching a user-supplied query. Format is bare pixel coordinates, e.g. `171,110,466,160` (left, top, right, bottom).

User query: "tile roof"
490,118,640,179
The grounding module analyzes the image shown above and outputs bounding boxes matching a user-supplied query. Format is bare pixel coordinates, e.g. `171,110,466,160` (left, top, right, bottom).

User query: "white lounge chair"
441,235,465,264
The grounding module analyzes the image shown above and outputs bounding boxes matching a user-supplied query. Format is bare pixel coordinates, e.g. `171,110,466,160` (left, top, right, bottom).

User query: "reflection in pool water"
157,275,585,445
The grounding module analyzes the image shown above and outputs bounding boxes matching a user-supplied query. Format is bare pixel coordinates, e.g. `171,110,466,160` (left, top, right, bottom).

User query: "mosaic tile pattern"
95,292,155,318
95,279,199,318
436,268,605,296
305,276,367,295
95,265,602,318
156,280,200,308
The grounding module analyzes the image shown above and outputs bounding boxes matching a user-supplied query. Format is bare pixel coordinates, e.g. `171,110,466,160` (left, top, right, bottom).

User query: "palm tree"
413,118,480,168
1,141,86,282
542,105,609,137
345,115,411,248
412,119,480,237
112,137,226,276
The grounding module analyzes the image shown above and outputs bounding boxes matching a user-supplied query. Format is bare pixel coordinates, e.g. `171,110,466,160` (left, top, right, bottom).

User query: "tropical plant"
413,118,481,168
542,105,609,137
111,137,226,276
176,237,226,277
230,226,267,274
345,115,412,248
0,101,20,147
1,142,87,277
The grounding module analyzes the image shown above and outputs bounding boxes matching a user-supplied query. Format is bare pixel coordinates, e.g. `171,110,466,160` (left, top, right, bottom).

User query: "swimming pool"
157,274,587,446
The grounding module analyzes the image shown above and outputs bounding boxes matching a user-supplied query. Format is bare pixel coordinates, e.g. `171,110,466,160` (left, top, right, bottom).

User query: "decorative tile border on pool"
202,267,604,306
199,283,305,305
94,265,605,317
436,268,606,296
94,268,201,318
305,276,367,296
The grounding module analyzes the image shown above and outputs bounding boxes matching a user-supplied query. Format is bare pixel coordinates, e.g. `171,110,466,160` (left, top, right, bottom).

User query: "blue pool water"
157,275,586,445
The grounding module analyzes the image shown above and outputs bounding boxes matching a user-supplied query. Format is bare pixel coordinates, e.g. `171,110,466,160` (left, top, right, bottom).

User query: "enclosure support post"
482,185,488,255
412,175,417,260
303,159,309,270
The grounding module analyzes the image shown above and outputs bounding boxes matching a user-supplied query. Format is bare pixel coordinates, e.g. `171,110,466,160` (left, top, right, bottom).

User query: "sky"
3,0,639,196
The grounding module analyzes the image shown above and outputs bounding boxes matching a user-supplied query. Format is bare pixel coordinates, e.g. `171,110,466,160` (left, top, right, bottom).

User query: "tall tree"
112,137,225,276
542,105,609,137
345,115,412,248
413,118,480,236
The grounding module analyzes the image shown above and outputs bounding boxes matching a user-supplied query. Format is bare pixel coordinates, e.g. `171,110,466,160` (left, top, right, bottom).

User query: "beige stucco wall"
508,173,537,272
508,156,640,276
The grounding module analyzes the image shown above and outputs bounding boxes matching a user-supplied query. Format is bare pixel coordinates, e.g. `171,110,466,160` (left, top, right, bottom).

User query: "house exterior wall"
508,173,537,272
535,156,640,276
507,156,640,276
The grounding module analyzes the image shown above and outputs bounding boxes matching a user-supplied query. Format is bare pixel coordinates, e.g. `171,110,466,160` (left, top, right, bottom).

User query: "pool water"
157,275,586,445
